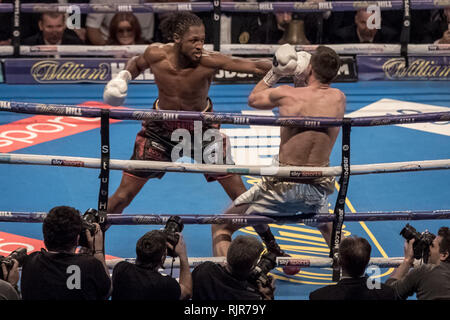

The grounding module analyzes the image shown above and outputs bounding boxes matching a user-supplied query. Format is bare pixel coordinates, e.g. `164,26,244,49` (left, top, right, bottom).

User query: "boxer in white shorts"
212,46,346,275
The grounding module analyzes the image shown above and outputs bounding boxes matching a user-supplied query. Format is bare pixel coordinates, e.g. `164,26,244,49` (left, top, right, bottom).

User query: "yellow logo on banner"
31,61,109,82
382,58,450,79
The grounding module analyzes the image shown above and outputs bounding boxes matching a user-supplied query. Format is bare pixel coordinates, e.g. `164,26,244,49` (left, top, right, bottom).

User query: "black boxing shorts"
124,98,235,182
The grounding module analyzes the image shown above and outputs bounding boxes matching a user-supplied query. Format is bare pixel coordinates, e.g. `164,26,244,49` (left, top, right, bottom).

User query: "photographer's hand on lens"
1,259,19,287
173,233,187,258
257,275,276,300
85,223,104,254
404,238,415,265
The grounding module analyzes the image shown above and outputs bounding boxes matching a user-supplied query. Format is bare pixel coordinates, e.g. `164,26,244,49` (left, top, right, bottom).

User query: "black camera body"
400,224,436,263
248,252,277,288
78,208,107,249
163,216,184,257
0,247,27,280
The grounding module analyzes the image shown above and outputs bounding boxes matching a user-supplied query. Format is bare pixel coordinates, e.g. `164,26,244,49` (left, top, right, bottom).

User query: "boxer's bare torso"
126,25,270,111
276,83,346,167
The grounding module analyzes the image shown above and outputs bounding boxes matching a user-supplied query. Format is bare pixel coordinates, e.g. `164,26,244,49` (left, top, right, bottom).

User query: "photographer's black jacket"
192,262,262,300
112,261,181,300
20,250,111,300
309,276,396,300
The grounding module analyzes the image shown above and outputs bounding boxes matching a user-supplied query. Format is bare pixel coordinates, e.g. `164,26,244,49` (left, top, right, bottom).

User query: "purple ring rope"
1,100,449,128
1,210,449,225
0,4,13,12
17,1,447,14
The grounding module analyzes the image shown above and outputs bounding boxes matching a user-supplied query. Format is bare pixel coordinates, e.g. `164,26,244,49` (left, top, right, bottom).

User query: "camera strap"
329,118,351,282
169,256,175,277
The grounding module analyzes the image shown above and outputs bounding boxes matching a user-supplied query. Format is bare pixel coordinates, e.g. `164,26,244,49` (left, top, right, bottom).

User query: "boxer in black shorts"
125,98,233,182
103,12,271,216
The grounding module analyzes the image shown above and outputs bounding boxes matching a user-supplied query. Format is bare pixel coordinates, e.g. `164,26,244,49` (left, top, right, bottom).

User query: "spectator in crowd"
20,206,111,300
112,229,192,300
0,258,20,300
56,0,90,43
195,0,261,45
86,0,155,45
329,9,398,44
107,13,146,45
256,11,292,44
309,236,396,300
386,226,450,300
0,0,12,45
430,7,450,44
22,12,84,45
257,0,328,44
0,0,88,45
192,235,275,300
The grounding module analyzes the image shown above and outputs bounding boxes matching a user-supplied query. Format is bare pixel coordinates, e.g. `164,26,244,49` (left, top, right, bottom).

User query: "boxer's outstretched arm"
202,51,271,76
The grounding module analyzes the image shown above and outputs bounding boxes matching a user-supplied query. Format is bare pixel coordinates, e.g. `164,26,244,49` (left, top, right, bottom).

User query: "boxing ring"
1,81,449,299
0,1,450,301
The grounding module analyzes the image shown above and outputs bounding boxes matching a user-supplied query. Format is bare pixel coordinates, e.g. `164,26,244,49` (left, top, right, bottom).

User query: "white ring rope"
1,44,450,57
1,153,450,177
106,256,406,269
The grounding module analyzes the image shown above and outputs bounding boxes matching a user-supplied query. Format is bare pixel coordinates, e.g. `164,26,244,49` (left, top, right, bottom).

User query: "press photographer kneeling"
20,206,111,300
112,216,192,300
192,235,276,300
386,224,450,300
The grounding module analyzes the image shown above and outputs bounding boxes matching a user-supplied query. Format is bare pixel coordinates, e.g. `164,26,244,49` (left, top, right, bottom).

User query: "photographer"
386,226,450,300
20,206,111,300
112,226,192,300
0,254,20,300
192,235,276,300
309,236,396,300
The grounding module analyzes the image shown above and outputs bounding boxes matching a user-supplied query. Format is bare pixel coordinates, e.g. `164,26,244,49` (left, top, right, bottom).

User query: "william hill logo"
382,58,450,79
31,61,109,83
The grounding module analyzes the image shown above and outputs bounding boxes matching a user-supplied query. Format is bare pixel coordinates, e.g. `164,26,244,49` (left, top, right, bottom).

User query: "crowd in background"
0,0,449,48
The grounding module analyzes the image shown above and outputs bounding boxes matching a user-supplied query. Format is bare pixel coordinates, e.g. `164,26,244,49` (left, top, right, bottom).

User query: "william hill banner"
4,57,356,84
358,56,450,81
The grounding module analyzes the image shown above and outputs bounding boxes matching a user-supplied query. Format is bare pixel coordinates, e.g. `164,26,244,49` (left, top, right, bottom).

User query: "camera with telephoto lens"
162,216,184,257
400,224,436,264
0,247,27,280
248,252,277,288
78,208,107,249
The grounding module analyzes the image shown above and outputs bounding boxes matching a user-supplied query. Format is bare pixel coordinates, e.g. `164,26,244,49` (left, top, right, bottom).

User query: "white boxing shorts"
233,156,335,227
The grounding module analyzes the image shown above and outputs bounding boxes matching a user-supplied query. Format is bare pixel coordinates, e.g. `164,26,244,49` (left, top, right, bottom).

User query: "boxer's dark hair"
160,12,203,42
311,46,341,84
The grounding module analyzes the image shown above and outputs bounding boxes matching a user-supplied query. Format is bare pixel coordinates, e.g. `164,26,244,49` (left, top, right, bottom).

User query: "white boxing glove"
103,70,132,106
293,51,311,87
263,44,298,87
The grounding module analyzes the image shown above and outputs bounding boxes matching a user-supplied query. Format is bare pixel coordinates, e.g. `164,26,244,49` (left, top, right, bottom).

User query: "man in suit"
330,9,398,44
22,12,83,45
309,236,396,300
